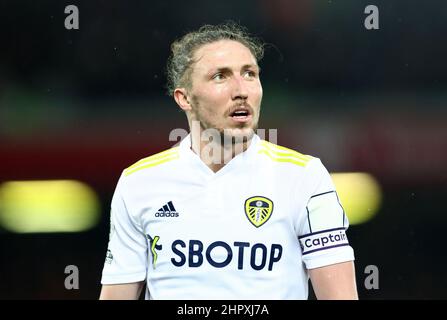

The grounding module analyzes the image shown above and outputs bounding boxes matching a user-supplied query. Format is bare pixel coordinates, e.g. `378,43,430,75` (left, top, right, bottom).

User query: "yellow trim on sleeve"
258,149,308,167
125,147,179,172
258,141,313,167
124,148,180,176
260,141,313,161
260,140,313,159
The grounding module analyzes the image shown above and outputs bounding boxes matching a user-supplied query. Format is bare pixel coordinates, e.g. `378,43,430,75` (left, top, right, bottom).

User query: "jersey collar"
179,133,260,177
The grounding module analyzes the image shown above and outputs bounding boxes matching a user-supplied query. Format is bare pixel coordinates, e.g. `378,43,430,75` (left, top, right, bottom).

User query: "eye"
244,70,257,78
212,73,226,81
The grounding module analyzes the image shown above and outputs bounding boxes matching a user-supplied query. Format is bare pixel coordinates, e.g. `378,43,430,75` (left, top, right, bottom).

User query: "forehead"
192,40,257,73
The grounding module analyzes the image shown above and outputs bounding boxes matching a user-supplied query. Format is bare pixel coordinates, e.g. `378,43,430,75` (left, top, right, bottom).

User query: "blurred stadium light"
331,172,382,225
0,180,100,233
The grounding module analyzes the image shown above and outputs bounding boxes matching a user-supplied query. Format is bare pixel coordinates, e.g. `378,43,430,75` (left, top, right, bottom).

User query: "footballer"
99,22,358,300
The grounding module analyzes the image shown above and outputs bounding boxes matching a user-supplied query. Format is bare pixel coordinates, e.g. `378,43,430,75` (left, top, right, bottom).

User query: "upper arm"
99,282,145,300
296,159,355,268
308,261,358,300
295,159,357,299
101,176,149,289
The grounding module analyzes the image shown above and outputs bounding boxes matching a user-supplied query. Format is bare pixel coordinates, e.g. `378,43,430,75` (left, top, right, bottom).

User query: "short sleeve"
297,159,355,270
101,174,148,284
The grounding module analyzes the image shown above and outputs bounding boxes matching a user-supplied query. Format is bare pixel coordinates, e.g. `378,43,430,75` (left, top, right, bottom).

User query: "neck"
189,128,253,173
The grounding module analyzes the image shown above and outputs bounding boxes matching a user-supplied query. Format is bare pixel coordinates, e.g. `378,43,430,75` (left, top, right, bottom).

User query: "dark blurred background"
0,0,446,299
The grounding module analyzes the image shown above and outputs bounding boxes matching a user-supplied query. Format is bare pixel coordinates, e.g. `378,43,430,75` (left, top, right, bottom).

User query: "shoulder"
255,140,332,198
122,146,181,178
256,139,316,169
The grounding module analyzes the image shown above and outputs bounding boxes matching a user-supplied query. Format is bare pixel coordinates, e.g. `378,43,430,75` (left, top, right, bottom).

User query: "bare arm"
99,281,145,300
308,261,358,300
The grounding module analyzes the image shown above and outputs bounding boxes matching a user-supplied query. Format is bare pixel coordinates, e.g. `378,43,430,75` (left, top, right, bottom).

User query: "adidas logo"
155,201,179,217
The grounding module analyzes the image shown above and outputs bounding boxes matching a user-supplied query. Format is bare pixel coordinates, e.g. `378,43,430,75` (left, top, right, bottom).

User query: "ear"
173,88,192,111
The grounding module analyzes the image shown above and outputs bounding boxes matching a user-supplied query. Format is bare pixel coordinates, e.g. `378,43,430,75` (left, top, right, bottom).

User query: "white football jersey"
101,134,355,299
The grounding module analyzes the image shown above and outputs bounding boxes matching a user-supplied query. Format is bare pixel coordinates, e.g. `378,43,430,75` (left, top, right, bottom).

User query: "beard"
191,110,259,147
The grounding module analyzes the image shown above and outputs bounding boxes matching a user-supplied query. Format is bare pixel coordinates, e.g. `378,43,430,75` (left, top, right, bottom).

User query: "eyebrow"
208,64,260,74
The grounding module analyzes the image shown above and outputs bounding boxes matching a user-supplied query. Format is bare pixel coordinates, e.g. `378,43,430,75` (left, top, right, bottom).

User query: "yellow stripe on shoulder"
124,147,180,176
126,147,179,171
258,140,313,167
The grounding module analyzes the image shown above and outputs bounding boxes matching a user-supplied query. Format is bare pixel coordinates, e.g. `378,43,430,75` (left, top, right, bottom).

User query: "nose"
231,75,248,101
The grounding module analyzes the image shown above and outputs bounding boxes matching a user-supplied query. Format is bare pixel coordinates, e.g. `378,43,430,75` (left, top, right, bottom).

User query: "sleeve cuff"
303,246,355,270
101,271,147,285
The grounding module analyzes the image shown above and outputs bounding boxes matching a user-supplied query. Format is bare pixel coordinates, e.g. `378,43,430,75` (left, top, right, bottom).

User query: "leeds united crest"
244,196,273,228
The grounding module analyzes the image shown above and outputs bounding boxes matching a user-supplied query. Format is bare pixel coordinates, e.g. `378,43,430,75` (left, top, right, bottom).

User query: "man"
100,22,358,300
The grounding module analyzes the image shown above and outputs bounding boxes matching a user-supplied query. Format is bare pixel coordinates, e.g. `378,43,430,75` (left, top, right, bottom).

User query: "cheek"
250,83,263,103
258,84,263,100
211,85,231,99
196,86,230,107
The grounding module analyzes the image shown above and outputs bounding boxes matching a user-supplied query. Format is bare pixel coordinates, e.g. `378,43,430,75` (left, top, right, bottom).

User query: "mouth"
229,107,253,123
